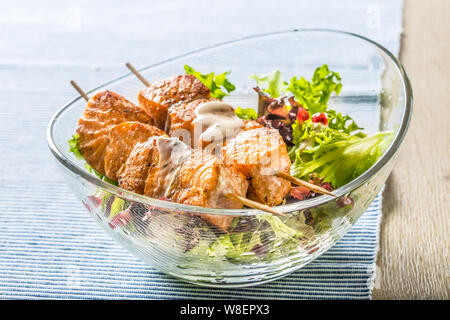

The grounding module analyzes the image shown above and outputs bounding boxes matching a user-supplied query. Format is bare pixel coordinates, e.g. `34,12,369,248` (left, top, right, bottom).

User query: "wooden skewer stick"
125,62,151,87
70,80,89,102
69,80,283,216
125,63,337,198
276,172,337,197
226,194,285,217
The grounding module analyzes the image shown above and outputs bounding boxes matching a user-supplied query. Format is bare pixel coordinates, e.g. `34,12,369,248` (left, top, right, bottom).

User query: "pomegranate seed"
312,113,328,125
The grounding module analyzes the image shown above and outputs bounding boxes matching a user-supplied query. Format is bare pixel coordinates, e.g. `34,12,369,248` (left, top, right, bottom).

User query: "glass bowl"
47,29,412,287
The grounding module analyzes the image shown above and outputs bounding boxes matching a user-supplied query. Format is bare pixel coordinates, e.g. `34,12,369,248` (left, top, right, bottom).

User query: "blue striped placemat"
0,181,381,299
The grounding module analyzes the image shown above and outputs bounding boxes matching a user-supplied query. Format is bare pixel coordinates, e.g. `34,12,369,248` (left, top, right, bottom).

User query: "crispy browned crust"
138,74,210,130
222,127,291,206
118,140,159,195
242,120,264,131
76,91,151,174
104,122,166,181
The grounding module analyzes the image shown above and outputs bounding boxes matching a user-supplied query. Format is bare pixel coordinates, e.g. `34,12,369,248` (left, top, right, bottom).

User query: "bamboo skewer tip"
276,172,337,198
70,80,89,102
125,62,151,87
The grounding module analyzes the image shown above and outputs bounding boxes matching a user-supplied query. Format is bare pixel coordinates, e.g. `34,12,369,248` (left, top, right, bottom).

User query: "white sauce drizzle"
150,136,190,198
192,101,244,148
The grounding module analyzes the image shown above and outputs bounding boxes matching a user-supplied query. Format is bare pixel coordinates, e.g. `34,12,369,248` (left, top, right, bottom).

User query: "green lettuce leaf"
287,64,342,115
235,106,257,120
204,214,313,263
109,197,126,218
68,134,83,159
257,215,303,248
326,109,364,134
250,69,287,98
218,232,263,261
184,65,235,99
290,121,393,187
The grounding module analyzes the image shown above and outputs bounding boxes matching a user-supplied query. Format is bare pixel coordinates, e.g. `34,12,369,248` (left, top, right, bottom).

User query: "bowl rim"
46,28,413,216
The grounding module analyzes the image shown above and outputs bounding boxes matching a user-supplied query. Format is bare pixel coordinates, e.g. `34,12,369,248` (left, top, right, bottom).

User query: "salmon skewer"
71,82,283,230
104,122,166,181
124,66,291,205
136,69,210,130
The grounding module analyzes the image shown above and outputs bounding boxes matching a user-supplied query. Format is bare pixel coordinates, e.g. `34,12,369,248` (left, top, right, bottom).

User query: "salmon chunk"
76,91,152,174
138,74,210,130
166,98,218,147
222,127,291,206
104,122,166,181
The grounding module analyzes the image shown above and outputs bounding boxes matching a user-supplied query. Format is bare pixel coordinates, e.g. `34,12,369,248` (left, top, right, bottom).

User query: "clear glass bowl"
47,29,412,287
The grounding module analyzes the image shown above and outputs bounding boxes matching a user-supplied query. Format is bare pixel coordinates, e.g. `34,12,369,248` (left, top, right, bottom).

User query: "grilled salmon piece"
242,120,264,131
118,140,157,195
166,98,218,147
222,126,291,207
76,91,151,174
119,137,248,231
104,122,166,181
138,74,210,130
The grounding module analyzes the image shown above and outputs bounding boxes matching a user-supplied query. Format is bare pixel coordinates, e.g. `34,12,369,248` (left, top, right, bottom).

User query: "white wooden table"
372,0,450,300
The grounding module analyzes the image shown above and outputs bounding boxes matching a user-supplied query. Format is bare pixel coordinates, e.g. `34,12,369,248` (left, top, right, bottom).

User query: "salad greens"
192,214,314,263
289,123,392,187
235,106,257,120
184,65,235,99
109,197,126,218
287,64,342,115
326,109,363,134
250,69,286,98
68,134,83,159
249,65,361,134
249,64,393,189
